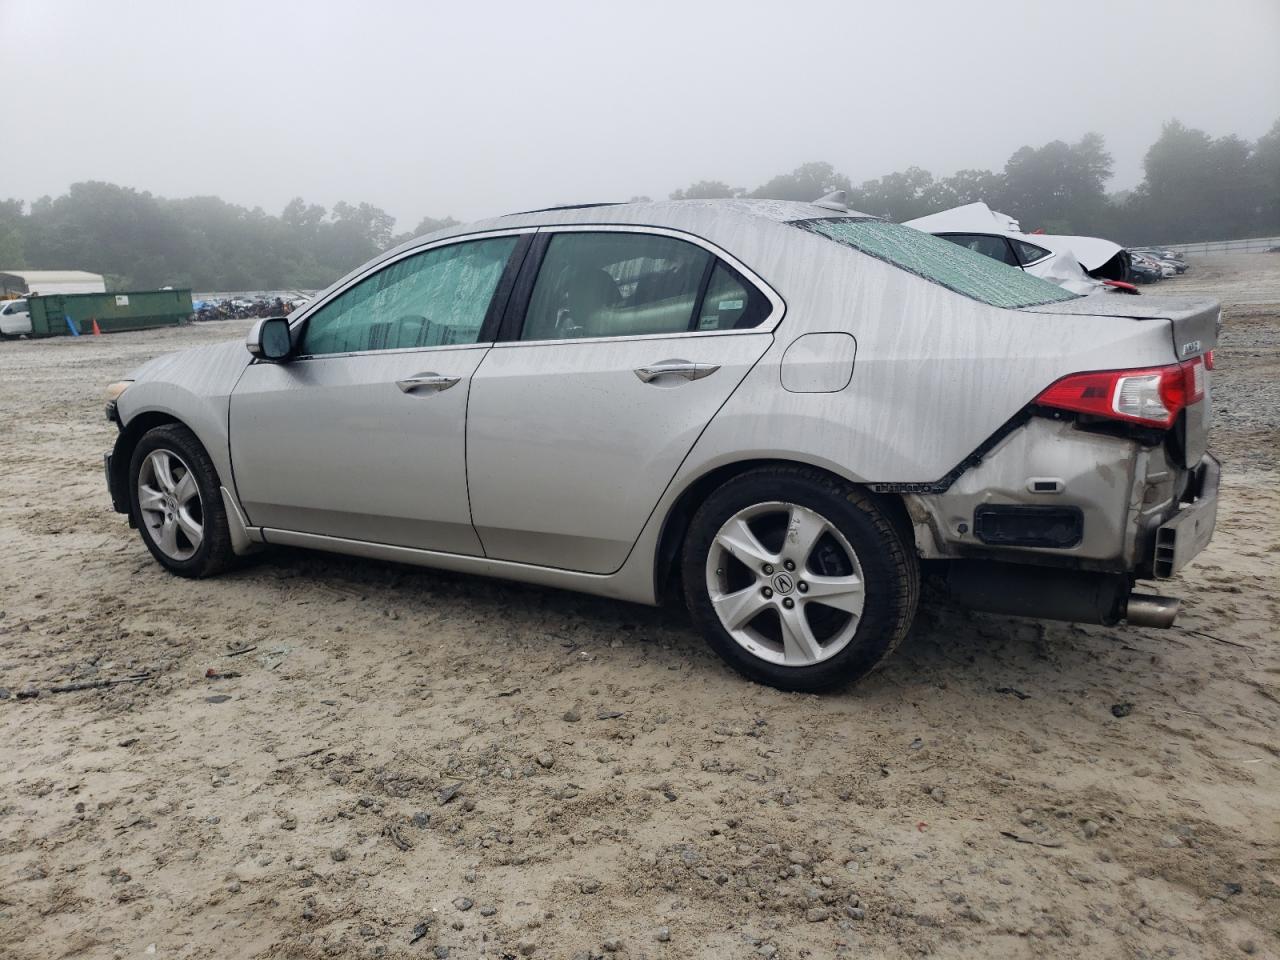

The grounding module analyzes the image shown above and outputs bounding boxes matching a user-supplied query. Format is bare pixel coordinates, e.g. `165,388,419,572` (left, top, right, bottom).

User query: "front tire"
128,423,235,578
682,466,918,692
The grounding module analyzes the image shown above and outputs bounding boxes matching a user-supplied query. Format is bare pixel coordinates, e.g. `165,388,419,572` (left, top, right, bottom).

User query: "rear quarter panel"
673,229,1182,485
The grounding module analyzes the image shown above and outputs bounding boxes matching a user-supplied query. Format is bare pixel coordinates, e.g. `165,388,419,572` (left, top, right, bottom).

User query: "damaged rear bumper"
908,420,1218,573
905,417,1220,628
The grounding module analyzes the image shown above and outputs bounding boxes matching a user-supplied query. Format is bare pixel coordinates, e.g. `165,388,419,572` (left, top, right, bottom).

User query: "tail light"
1034,357,1205,428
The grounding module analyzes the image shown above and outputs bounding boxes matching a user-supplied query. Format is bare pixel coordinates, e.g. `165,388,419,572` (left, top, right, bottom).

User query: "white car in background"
904,202,1132,294
0,298,31,337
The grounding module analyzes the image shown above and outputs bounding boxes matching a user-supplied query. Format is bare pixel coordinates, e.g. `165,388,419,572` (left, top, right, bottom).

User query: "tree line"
671,118,1280,245
0,189,459,292
0,117,1276,292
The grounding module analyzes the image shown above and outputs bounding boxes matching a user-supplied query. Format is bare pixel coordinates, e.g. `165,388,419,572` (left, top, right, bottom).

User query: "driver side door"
229,232,528,554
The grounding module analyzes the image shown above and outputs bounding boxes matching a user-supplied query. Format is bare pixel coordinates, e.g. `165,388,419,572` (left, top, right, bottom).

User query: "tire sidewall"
683,471,915,692
128,426,226,576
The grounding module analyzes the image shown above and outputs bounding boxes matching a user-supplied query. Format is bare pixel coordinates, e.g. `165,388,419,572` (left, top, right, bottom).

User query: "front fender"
114,340,251,501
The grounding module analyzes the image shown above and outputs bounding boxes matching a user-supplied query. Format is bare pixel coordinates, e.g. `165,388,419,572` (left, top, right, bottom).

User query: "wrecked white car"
904,202,1132,294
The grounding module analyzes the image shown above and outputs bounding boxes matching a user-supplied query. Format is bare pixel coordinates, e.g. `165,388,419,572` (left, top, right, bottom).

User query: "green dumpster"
27,289,193,338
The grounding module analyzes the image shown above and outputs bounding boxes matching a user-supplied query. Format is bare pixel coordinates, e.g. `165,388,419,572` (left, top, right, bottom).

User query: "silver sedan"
104,196,1221,690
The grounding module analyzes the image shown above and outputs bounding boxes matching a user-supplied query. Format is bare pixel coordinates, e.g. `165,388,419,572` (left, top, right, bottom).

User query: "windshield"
797,218,1079,309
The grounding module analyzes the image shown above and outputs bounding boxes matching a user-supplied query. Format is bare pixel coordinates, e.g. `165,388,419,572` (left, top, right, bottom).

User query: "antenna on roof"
812,189,849,213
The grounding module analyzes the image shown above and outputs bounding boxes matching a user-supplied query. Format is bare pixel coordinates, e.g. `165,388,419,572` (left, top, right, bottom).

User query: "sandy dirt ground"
1,255,1277,960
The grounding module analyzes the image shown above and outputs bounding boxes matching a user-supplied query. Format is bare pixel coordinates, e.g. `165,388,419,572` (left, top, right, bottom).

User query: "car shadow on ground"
222,545,1142,705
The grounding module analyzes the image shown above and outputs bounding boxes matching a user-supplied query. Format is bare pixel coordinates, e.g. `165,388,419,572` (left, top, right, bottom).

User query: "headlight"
105,380,134,402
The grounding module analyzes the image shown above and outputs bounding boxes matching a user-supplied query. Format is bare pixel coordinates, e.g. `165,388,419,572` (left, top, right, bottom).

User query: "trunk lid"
1018,293,1221,357
1020,293,1221,466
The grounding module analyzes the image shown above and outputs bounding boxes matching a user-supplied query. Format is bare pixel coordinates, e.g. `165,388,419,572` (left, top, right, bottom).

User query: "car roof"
296,199,881,317
397,198,876,252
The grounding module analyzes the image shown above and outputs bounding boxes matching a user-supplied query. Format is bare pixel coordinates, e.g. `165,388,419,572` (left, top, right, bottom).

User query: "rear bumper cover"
908,418,1220,577
937,453,1218,628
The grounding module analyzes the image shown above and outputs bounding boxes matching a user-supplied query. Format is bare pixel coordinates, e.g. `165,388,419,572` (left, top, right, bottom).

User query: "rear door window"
519,231,770,340
522,232,708,340
799,219,1078,309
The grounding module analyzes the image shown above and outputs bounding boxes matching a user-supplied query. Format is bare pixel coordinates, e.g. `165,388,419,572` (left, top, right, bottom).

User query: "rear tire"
128,424,235,578
682,466,918,692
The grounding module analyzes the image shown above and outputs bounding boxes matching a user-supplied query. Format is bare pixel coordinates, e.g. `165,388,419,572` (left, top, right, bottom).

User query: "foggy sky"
4,0,1278,228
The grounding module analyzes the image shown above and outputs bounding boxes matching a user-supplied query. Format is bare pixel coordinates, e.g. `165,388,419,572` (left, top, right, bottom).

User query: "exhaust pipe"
1124,593,1181,628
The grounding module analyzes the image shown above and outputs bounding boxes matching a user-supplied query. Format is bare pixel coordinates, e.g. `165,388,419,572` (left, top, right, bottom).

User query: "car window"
937,233,1019,266
521,232,712,341
301,236,517,356
695,262,769,331
1012,239,1053,265
799,219,1078,309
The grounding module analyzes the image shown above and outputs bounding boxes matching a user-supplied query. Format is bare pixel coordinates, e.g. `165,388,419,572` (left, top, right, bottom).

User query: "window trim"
495,224,784,347
282,229,535,362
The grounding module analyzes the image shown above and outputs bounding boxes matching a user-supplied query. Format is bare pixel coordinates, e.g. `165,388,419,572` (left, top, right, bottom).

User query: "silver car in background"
103,196,1220,690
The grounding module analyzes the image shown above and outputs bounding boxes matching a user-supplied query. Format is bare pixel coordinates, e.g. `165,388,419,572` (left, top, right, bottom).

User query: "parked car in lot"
1133,247,1189,275
0,298,31,337
1129,251,1168,284
102,196,1221,690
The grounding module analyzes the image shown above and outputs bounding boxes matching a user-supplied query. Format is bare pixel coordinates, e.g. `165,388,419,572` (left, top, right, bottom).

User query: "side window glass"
521,232,711,341
301,236,517,356
1012,239,1053,265
695,262,769,331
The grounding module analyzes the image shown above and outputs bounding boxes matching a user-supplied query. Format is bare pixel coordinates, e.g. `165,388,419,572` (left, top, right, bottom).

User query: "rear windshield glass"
797,218,1079,309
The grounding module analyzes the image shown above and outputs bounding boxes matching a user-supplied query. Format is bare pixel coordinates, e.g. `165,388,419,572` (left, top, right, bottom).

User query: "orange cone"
91,318,102,336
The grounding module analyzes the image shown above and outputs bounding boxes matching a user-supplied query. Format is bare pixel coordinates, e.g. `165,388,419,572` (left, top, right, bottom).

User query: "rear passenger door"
466,226,781,574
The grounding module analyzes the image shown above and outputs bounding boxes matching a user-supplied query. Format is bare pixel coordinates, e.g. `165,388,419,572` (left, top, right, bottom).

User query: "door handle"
633,359,720,383
396,373,461,394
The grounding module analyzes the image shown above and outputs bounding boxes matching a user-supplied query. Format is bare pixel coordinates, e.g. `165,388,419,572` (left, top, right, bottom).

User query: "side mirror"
246,317,293,361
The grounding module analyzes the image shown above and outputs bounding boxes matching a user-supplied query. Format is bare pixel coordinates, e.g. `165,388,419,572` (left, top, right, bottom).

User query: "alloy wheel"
704,501,866,666
137,448,204,561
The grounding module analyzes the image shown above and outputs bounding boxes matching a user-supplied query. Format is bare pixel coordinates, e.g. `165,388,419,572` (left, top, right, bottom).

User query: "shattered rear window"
797,218,1079,309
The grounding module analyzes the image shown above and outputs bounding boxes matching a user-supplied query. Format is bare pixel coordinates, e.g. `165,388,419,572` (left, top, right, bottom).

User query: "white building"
0,270,108,297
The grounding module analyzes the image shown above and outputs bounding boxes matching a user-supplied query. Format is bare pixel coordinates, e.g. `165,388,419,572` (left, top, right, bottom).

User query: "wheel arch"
109,411,186,517
652,457,913,603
